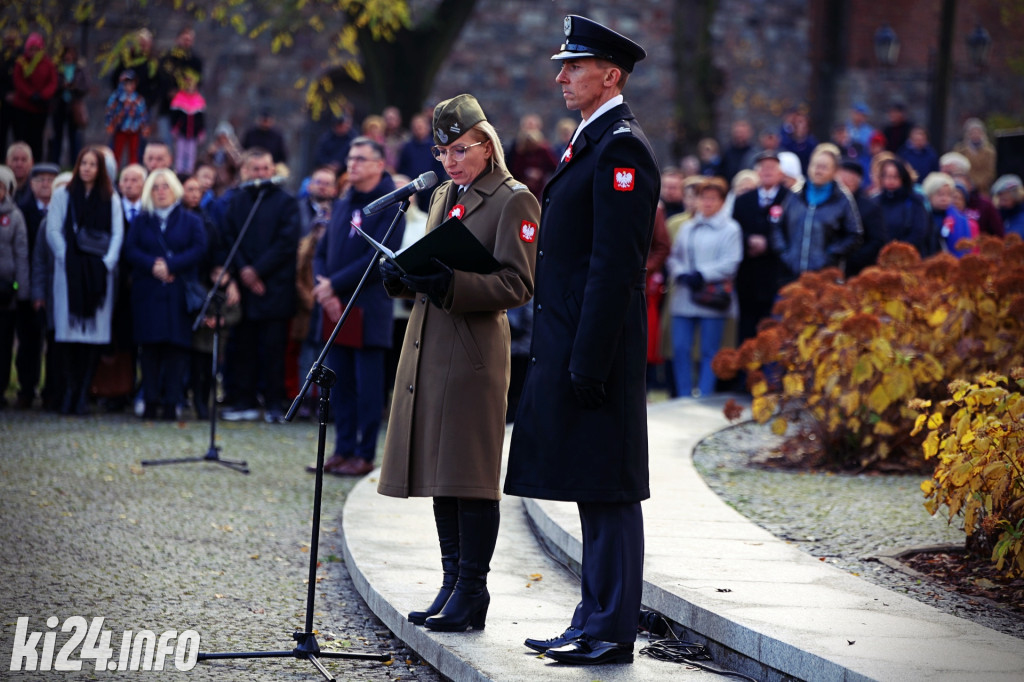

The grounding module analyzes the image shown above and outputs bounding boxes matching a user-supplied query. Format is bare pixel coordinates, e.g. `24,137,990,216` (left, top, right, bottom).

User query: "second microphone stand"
141,184,271,474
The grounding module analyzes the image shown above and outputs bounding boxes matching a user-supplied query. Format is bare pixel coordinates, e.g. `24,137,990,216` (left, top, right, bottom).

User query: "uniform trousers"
570,501,645,644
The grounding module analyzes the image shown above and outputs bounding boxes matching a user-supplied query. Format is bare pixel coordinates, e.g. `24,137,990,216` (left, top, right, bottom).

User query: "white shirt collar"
570,95,625,148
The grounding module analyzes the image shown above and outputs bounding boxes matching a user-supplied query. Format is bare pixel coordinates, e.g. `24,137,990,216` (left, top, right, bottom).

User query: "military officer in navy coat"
504,15,660,666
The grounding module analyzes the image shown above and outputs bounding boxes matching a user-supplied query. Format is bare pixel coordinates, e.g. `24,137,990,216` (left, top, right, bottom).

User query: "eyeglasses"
431,142,483,161
347,155,382,165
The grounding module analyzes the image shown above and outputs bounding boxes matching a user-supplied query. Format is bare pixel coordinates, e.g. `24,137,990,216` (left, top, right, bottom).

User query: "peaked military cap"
433,93,487,146
551,15,647,73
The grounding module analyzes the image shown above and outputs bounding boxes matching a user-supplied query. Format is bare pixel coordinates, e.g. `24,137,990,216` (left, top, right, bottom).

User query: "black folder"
395,217,501,276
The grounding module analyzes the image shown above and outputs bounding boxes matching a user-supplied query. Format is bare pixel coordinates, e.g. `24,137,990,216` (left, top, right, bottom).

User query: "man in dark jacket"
13,162,58,408
220,148,298,423
837,160,888,277
310,137,404,476
732,151,789,345
505,15,659,666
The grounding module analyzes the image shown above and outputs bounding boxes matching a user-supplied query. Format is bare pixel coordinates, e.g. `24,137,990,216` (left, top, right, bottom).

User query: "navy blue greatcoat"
505,102,660,504
122,204,207,348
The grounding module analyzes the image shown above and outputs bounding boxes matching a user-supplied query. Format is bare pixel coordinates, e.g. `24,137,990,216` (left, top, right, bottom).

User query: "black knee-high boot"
424,498,499,632
408,497,460,625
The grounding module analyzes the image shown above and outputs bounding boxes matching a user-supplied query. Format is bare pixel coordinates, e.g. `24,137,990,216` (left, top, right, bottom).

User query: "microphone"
363,171,437,215
238,175,285,190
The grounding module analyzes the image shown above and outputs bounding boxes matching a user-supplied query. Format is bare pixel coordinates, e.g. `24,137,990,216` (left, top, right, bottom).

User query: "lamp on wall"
873,24,900,67
966,24,992,68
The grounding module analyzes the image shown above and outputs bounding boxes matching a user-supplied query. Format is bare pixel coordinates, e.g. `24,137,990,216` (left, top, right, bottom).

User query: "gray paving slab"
341,465,724,681
343,396,1024,681
525,399,1024,682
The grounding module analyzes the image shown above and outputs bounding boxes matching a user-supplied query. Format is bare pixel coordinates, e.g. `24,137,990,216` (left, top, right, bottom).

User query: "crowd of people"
3,25,1024,422
0,26,449,425
8,11,1024,666
651,103,1023,399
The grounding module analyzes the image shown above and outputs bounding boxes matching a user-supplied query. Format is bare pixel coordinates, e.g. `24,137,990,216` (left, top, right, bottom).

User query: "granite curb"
344,397,1024,682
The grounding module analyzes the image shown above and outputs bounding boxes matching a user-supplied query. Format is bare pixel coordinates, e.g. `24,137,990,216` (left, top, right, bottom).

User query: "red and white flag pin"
448,203,466,219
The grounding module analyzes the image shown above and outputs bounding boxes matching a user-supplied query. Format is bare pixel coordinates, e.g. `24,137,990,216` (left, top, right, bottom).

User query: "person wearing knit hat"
777,150,804,190
376,92,539,634
505,14,659,666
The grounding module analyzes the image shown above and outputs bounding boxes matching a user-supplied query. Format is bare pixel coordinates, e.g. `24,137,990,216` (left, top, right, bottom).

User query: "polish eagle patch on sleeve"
614,168,636,191
520,220,538,243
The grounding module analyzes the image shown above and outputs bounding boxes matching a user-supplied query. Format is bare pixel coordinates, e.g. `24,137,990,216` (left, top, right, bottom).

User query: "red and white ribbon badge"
448,204,466,220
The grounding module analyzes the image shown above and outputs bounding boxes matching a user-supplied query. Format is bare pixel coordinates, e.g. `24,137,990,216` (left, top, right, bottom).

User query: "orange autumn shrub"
714,236,1024,469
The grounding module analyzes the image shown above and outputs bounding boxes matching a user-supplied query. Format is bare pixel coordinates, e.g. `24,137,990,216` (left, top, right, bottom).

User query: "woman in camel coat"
377,94,538,634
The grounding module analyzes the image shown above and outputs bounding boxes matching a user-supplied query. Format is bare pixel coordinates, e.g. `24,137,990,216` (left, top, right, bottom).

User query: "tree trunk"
672,0,721,159
355,0,479,121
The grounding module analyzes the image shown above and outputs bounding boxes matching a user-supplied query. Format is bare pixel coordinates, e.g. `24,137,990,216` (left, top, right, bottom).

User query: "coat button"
530,357,537,365
408,384,414,393
414,340,420,348
538,250,544,258
421,296,428,304
536,304,543,312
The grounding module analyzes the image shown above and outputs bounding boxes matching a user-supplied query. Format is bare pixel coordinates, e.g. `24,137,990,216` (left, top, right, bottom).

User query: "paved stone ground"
0,409,443,682
694,418,1024,641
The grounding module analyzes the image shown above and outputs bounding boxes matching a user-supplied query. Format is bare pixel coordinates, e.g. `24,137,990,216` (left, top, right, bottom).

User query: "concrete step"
342,397,1024,681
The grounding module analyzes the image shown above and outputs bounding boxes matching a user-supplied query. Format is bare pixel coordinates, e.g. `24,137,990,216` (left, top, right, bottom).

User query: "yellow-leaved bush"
913,369,1024,577
712,235,1024,469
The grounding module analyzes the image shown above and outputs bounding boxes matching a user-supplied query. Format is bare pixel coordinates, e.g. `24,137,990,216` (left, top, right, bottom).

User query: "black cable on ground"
638,611,760,682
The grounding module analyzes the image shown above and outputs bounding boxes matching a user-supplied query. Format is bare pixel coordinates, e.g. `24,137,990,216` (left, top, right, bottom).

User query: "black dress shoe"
524,626,583,653
544,635,633,665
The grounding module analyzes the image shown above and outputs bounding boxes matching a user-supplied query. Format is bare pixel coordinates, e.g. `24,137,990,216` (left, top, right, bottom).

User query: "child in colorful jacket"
105,70,149,167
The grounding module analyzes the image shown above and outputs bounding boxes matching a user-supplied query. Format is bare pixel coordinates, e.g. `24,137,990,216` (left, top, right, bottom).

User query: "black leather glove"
378,257,403,288
677,271,705,292
571,372,607,409
400,257,453,308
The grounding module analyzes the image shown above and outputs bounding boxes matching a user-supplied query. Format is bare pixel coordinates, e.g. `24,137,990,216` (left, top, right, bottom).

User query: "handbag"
70,98,89,128
685,222,733,311
321,300,364,348
183,277,206,314
690,279,733,311
70,201,111,257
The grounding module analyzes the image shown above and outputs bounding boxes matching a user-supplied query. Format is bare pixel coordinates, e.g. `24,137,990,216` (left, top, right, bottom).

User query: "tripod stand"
140,183,272,474
193,199,412,679
140,290,248,473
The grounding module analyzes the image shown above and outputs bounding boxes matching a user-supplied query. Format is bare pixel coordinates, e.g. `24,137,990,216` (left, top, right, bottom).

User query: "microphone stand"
193,199,410,679
141,185,271,474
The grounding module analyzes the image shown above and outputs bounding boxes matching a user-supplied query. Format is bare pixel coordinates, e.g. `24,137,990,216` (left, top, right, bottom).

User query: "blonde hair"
470,120,507,172
921,172,956,199
140,168,184,211
0,165,14,196
731,169,759,195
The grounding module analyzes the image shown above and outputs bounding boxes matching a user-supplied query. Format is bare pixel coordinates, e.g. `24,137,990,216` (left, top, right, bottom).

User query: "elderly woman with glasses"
376,94,540,633
122,168,207,420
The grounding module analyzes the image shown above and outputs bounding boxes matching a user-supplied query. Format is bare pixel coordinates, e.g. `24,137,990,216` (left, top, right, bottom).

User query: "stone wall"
69,0,1018,177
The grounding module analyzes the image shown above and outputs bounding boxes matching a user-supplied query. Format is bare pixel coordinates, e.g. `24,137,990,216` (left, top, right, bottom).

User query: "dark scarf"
63,182,112,326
